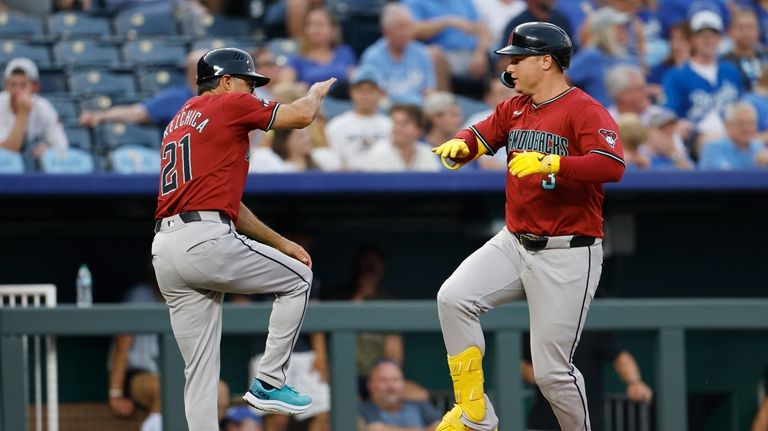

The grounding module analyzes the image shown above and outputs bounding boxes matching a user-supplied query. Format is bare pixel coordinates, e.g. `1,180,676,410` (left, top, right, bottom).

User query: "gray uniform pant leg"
152,219,312,431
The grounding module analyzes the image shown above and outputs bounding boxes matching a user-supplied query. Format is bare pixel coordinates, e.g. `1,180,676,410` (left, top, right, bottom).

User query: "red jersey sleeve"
569,102,625,165
469,98,518,155
222,93,280,133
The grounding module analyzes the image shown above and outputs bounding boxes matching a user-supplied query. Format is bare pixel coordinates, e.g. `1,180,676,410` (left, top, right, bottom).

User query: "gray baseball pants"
437,228,603,431
151,211,312,431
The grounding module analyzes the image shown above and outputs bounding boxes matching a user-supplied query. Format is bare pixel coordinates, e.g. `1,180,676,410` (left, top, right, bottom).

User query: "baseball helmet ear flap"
500,71,516,89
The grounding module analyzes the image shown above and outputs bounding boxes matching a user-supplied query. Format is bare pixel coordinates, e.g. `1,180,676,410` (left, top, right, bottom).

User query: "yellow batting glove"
509,151,560,178
432,139,470,159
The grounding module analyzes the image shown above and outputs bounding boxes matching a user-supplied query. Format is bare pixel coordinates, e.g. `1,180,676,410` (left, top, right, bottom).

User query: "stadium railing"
2,299,768,431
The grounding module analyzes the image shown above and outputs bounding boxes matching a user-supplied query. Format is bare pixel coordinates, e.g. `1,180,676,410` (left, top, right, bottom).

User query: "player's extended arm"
236,202,312,267
108,335,136,416
270,78,336,130
310,332,329,382
752,397,768,431
79,104,150,127
509,151,624,183
612,351,653,403
432,128,488,170
520,359,536,385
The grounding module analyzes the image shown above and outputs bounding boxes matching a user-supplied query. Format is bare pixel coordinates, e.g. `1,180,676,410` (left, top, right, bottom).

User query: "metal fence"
2,299,768,430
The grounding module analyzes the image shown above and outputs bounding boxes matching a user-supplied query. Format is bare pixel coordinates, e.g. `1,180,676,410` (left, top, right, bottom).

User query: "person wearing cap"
324,65,392,169
567,6,639,107
662,9,744,138
699,101,768,170
0,57,68,159
500,0,576,54
360,3,437,105
221,405,262,431
641,107,695,170
80,50,205,128
353,104,440,172
423,92,464,150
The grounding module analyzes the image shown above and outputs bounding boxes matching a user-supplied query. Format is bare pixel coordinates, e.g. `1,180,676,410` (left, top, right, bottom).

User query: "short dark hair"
197,77,221,95
389,104,424,130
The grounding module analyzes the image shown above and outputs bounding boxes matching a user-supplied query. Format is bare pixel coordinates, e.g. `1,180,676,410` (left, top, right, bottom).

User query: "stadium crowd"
1,0,768,174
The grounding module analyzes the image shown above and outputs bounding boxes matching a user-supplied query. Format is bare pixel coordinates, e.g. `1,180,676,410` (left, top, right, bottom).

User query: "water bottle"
76,264,93,308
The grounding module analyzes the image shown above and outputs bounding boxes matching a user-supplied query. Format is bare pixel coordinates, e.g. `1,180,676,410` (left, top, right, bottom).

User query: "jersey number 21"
161,133,192,195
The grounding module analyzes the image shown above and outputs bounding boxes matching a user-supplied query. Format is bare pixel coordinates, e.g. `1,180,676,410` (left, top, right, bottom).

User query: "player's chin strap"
447,346,486,423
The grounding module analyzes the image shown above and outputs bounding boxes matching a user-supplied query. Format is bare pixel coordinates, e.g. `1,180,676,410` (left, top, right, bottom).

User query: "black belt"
512,232,596,251
154,211,231,233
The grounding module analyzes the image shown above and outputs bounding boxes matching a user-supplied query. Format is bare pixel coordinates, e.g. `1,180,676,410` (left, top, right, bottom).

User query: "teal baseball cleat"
242,378,312,415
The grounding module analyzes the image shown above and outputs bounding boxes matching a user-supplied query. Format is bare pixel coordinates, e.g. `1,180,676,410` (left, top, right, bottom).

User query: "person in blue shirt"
721,8,767,91
700,102,768,169
743,64,768,133
648,22,691,85
79,49,204,128
283,6,355,86
503,0,576,52
732,0,768,47
358,360,441,431
403,0,491,85
642,108,695,170
360,3,436,105
568,7,639,107
663,10,744,134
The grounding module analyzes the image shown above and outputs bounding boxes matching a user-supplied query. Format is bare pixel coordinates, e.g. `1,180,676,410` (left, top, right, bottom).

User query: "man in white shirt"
0,58,68,158
355,104,440,172
324,65,392,169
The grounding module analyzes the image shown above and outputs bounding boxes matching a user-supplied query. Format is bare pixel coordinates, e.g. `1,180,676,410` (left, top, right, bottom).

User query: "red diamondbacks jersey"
470,87,624,238
155,92,279,224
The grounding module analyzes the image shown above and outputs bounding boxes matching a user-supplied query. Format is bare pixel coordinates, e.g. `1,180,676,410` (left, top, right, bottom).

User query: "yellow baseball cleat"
447,346,485,422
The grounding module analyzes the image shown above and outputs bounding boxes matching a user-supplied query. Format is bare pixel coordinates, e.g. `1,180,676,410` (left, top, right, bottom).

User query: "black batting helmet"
496,21,573,70
196,47,270,87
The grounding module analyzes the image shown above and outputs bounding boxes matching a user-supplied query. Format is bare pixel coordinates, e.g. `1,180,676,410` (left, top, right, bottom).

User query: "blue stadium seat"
47,12,111,40
49,98,78,124
123,39,187,67
68,69,136,97
63,126,93,151
0,12,44,39
0,41,52,68
53,40,121,67
97,123,161,150
192,37,258,53
198,14,252,37
136,66,186,94
39,147,95,174
109,144,161,174
113,9,178,39
0,148,24,174
39,69,68,94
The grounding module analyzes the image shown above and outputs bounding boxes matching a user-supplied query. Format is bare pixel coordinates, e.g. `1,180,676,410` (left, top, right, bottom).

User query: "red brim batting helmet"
495,21,573,71
196,47,271,88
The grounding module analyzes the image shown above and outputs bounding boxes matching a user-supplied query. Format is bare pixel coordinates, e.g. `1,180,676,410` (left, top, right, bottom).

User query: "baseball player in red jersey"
151,47,335,431
432,23,625,431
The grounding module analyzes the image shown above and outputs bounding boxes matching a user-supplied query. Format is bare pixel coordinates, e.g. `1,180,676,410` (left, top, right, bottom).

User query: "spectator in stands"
463,78,518,170
617,113,651,169
522,331,653,431
641,108,695,170
501,0,575,54
568,7,639,107
283,6,355,88
472,0,526,48
354,104,440,172
252,46,286,103
272,127,339,172
663,10,744,140
648,22,690,85
722,8,767,91
743,64,768,140
699,102,768,169
403,0,492,91
360,3,437,105
605,64,655,124
220,405,263,431
79,50,205,128
358,360,441,431
579,1,648,70
324,65,391,170
656,0,729,37
423,92,463,150
0,58,68,159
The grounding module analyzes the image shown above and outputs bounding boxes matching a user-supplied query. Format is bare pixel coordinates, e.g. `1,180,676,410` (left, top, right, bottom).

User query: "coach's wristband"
109,389,124,398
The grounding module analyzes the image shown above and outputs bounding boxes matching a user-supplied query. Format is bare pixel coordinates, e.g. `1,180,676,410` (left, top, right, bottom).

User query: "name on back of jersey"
164,107,210,138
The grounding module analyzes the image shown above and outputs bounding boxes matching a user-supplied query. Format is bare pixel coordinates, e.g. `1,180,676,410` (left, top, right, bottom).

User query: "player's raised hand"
432,139,469,159
308,78,337,99
509,151,560,178
276,238,313,268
